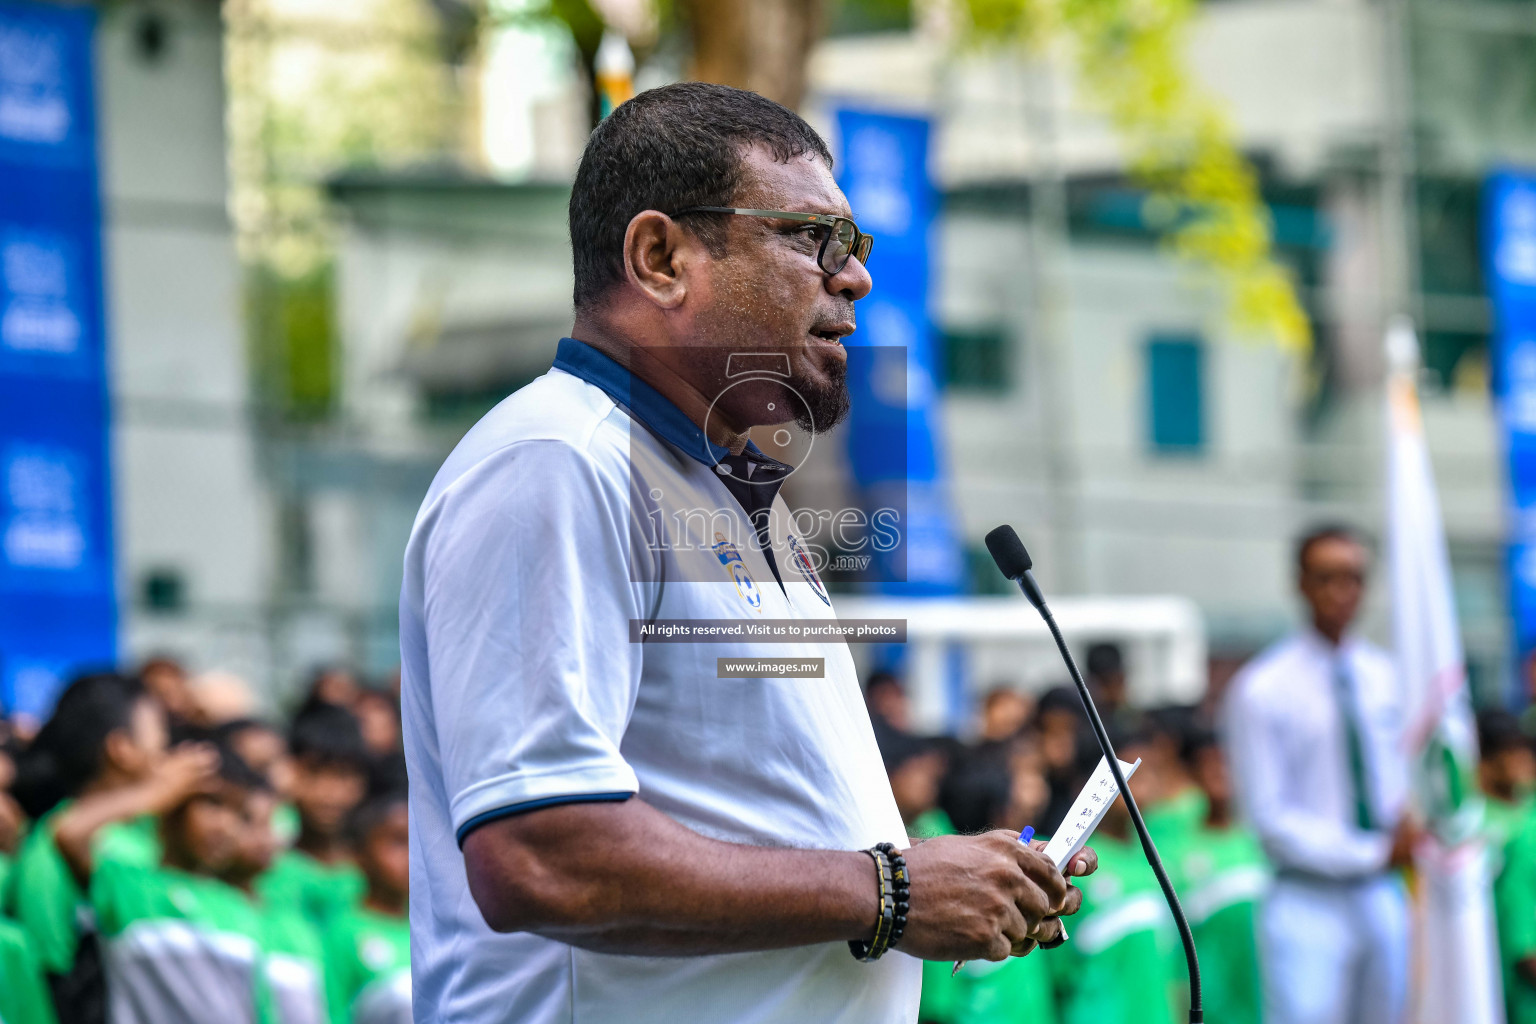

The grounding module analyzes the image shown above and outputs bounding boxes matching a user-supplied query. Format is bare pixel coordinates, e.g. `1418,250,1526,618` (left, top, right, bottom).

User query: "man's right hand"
898,830,1091,962
1387,816,1422,870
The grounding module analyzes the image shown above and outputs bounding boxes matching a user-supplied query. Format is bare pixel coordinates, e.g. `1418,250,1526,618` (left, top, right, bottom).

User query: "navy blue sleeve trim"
455,791,634,848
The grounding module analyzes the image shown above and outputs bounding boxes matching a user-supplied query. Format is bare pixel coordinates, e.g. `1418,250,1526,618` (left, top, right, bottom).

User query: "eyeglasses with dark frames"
673,207,874,276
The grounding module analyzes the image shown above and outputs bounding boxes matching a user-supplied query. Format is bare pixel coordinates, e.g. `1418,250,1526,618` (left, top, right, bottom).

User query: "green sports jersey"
0,851,13,912
7,803,160,973
91,859,269,1024
262,903,330,1024
920,954,1059,1024
1496,811,1536,1024
324,905,410,1024
912,813,1057,1024
1144,789,1208,848
1487,796,1535,879
1164,822,1269,1024
1053,833,1179,1024
257,850,365,928
0,916,58,1024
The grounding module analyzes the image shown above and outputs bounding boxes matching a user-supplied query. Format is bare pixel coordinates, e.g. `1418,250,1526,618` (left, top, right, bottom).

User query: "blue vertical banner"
835,108,964,597
0,0,116,719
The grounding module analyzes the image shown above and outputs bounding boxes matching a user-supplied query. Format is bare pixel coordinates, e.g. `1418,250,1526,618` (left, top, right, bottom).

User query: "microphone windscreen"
985,525,1033,580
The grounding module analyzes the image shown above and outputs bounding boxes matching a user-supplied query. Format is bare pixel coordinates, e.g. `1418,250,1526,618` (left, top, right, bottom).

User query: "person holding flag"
1384,318,1506,1024
1224,522,1417,1024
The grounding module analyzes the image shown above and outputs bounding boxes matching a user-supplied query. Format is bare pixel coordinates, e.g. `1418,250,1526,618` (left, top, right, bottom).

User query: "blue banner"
0,0,115,719
835,108,964,597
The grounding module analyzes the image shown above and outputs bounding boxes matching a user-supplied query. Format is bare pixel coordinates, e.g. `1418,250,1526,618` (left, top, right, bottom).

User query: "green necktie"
1333,656,1376,832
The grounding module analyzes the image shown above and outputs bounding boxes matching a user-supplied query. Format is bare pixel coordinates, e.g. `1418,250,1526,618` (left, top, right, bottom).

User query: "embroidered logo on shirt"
787,533,830,606
713,532,762,611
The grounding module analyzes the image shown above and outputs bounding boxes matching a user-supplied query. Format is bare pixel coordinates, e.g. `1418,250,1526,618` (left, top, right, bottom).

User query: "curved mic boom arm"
986,526,1203,1024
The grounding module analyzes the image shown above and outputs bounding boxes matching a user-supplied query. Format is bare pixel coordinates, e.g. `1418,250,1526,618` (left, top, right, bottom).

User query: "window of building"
941,326,1013,393
141,568,186,614
1146,334,1205,454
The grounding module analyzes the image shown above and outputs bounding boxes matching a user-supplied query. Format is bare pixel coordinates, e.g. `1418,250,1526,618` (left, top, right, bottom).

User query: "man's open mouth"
810,322,854,345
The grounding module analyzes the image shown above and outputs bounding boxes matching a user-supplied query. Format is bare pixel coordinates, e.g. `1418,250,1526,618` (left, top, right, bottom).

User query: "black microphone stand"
989,527,1204,1023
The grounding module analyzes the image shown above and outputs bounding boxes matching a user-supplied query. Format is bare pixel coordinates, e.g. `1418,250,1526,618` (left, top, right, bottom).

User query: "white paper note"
1041,755,1141,871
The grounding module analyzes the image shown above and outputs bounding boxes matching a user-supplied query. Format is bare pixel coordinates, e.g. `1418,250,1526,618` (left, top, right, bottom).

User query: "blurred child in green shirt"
219,718,302,847
1499,818,1536,1024
1479,711,1535,868
50,737,284,1024
325,788,410,1024
914,730,1059,1024
1479,710,1536,1024
5,672,169,1009
1052,721,1179,1024
1142,708,1208,848
258,705,367,928
0,916,58,1024
222,778,330,1024
1,729,23,908
1165,727,1269,1024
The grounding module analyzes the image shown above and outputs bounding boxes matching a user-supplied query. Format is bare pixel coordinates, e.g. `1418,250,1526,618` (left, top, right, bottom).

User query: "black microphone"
985,525,1203,1024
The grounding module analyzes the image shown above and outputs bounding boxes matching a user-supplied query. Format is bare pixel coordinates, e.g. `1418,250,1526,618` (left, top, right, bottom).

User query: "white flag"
1385,317,1505,1024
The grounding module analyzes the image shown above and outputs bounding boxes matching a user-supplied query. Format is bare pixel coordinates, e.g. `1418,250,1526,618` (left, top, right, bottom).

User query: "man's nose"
828,254,872,301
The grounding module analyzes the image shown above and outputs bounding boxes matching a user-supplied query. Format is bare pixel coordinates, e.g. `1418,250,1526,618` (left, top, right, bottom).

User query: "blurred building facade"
94,0,1530,706
97,0,277,690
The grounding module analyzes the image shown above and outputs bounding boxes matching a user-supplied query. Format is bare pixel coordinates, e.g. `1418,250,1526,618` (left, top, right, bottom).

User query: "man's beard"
789,356,850,435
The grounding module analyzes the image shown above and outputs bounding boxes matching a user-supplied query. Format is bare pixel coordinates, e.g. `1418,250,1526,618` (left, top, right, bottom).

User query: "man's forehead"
1308,536,1368,567
736,145,851,218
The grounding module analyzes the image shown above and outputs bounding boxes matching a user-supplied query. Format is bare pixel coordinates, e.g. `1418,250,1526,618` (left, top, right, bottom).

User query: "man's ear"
622,211,699,309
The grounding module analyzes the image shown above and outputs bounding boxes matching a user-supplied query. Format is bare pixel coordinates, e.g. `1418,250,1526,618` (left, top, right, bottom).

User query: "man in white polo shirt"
399,82,1096,1024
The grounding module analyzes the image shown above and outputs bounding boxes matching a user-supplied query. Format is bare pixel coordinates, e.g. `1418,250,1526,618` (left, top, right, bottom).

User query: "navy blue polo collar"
552,337,766,466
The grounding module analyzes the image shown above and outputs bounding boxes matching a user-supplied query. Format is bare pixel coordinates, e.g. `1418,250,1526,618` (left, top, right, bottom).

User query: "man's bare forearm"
462,798,880,955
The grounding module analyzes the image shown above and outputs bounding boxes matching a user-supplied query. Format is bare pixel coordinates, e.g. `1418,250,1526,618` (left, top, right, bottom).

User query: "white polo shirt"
400,338,918,1024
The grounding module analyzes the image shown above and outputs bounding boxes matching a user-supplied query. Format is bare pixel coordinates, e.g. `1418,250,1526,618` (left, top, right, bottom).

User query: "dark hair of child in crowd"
11,672,166,820
1036,685,1084,720
368,751,408,796
1105,715,1156,758
1478,708,1536,804
1147,705,1201,753
288,703,371,854
939,750,1013,835
1145,704,1201,787
1479,708,1531,758
289,702,371,769
1101,715,1159,831
1180,723,1221,767
347,787,410,915
215,717,294,797
295,664,363,719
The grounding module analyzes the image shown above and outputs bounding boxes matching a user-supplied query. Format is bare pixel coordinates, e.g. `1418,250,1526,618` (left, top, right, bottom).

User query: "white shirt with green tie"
1224,628,1411,1024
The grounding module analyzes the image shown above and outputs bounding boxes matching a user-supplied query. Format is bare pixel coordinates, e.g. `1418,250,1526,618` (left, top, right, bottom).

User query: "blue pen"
952,825,1036,976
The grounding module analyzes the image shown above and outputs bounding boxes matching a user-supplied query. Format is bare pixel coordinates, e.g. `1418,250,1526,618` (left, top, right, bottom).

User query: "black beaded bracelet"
848,846,896,962
877,842,910,951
